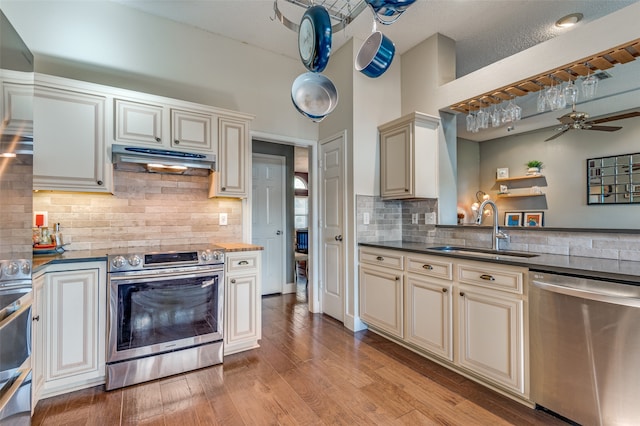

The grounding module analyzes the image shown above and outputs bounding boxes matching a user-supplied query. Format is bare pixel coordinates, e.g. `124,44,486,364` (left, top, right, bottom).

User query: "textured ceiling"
112,0,638,77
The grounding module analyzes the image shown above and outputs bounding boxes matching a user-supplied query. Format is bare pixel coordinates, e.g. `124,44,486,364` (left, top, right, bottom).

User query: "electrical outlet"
411,213,419,224
425,212,436,224
219,213,228,226
363,212,370,225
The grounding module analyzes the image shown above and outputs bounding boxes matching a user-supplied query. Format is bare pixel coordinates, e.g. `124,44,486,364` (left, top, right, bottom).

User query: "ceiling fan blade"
588,111,640,125
557,114,575,125
586,125,622,132
545,128,571,141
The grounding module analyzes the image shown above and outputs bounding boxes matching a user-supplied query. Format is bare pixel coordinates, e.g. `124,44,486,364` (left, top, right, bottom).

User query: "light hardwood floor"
32,282,566,425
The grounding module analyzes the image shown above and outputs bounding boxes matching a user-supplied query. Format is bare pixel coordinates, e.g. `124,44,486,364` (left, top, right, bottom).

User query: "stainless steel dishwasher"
530,271,640,426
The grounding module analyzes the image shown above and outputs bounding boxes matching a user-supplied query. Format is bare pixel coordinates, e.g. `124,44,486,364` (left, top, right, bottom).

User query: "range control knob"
127,255,142,267
213,251,223,261
201,250,213,262
21,261,31,275
111,255,127,269
3,261,19,276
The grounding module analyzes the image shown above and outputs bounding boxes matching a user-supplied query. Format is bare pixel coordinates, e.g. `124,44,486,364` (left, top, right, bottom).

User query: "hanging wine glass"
546,83,559,111
536,88,547,113
490,103,501,127
466,112,475,132
556,82,567,110
563,79,579,105
582,71,598,99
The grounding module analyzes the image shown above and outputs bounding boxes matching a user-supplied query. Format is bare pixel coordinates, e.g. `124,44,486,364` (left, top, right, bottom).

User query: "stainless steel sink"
426,246,539,259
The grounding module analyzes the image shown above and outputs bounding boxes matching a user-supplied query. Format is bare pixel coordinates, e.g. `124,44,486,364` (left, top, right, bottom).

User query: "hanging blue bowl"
291,72,338,122
365,0,416,24
355,31,395,78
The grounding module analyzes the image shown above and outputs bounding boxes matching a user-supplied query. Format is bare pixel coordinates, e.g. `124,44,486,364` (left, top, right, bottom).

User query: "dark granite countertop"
359,241,640,285
32,243,263,273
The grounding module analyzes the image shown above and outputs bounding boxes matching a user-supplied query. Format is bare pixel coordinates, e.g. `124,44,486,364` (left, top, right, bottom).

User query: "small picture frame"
33,211,48,228
497,167,509,179
523,212,544,227
504,211,523,227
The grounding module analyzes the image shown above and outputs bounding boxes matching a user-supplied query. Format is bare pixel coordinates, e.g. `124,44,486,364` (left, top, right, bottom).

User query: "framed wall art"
523,212,544,227
504,211,522,227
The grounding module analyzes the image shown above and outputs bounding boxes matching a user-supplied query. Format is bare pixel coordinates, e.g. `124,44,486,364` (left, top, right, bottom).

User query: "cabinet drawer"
226,253,259,273
457,263,523,294
359,249,403,270
406,255,452,280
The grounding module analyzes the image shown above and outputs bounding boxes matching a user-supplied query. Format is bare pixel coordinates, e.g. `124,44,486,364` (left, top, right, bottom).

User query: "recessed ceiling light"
556,13,583,28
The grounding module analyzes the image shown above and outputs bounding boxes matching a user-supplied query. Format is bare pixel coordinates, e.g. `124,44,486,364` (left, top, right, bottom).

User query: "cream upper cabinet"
224,250,262,355
114,99,214,154
1,71,33,136
34,261,107,403
114,98,163,146
34,84,112,193
359,248,404,339
209,115,252,198
171,108,213,152
379,112,440,200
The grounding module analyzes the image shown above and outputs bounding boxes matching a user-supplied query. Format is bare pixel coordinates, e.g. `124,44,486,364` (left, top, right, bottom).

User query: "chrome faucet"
475,199,509,251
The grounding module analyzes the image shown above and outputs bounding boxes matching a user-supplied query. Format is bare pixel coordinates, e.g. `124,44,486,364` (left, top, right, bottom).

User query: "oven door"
108,268,223,363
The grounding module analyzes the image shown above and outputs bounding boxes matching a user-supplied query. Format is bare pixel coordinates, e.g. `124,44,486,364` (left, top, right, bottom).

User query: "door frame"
251,152,286,295
250,131,319,312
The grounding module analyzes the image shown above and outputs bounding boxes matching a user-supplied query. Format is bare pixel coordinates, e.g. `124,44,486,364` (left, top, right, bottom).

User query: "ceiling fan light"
555,13,583,28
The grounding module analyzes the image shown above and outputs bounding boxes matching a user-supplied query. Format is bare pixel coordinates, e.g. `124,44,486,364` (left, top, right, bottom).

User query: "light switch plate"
411,213,419,224
363,212,370,225
219,213,228,226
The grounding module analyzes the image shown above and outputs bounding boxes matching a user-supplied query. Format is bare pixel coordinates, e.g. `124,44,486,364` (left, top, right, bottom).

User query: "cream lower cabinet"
31,271,45,411
456,261,526,395
224,251,262,355
358,247,528,400
32,261,107,405
404,254,453,361
34,83,111,193
359,248,404,339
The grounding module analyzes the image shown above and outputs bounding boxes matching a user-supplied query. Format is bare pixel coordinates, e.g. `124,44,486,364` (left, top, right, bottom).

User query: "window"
294,175,308,229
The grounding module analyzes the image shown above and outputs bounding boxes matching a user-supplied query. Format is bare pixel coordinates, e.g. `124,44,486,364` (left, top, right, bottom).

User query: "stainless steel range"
106,246,225,390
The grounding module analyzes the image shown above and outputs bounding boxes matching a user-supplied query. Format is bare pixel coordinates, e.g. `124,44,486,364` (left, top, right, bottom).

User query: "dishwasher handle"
532,279,640,309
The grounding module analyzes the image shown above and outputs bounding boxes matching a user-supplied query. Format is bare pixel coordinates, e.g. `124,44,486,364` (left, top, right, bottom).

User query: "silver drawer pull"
480,274,495,281
231,279,236,284
238,260,249,265
422,264,433,270
376,256,384,261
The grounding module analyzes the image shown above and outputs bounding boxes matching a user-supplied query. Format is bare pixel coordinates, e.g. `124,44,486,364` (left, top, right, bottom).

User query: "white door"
319,133,345,321
252,154,285,295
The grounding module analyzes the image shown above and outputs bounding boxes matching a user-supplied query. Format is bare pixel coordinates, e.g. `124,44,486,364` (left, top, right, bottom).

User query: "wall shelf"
497,174,545,183
497,193,545,199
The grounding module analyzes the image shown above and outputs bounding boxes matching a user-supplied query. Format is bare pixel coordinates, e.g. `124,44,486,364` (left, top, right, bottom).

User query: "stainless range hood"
112,144,215,173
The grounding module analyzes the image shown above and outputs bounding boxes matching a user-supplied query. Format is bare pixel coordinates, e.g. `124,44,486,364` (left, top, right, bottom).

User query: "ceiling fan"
545,105,640,141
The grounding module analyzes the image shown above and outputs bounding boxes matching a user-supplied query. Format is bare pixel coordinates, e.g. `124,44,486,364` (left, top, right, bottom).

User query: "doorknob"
276,230,282,235
335,235,343,241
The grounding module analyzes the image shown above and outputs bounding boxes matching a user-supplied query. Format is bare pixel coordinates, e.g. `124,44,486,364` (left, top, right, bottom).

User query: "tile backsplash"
356,194,640,261
33,170,243,251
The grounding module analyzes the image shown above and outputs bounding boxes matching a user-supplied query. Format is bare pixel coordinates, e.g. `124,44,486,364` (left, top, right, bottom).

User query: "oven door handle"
109,269,222,284
201,278,216,288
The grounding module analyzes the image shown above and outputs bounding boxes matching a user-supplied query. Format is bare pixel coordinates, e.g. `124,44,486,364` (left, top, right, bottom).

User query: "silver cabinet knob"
335,235,343,241
276,230,282,235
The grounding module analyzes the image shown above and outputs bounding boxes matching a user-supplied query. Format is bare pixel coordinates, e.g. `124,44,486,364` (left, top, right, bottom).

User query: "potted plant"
526,160,543,175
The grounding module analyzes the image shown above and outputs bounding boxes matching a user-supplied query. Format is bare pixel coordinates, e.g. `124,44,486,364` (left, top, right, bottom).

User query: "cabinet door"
33,86,111,193
405,274,452,360
226,274,258,347
380,122,412,199
2,81,33,135
114,98,163,146
213,116,248,198
457,287,524,393
170,108,213,152
31,273,45,408
359,265,403,338
44,268,105,391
